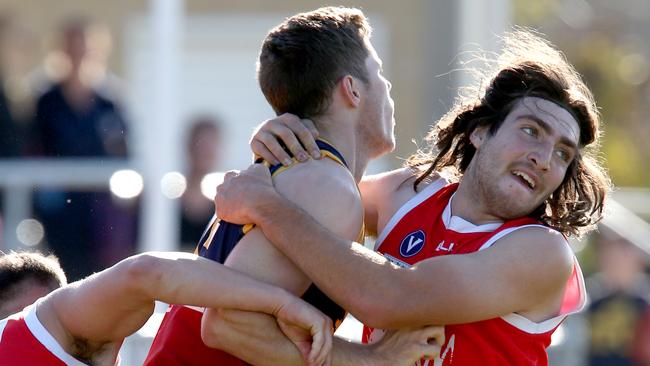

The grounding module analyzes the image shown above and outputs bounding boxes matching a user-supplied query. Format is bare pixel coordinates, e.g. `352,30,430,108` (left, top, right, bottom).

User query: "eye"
555,148,571,162
521,126,537,137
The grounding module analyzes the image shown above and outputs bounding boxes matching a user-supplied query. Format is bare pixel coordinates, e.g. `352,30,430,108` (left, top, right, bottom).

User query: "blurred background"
0,0,647,365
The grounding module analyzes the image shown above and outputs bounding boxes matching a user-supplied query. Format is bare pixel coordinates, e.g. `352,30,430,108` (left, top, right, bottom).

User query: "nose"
528,143,552,171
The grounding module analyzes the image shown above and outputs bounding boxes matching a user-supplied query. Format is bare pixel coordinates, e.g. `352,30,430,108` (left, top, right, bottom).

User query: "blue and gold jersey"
196,139,359,327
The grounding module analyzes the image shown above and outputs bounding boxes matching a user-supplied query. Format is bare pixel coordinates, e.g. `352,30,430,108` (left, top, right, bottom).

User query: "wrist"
362,342,383,366
251,189,288,227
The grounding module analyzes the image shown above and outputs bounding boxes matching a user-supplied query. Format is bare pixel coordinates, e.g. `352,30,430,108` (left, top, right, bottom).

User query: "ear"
470,125,488,149
339,75,362,108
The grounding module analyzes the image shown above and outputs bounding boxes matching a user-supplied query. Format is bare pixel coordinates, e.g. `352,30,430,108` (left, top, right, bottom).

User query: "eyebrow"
520,114,579,151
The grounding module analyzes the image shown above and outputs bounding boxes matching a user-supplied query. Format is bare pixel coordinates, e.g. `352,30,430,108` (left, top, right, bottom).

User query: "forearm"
332,338,375,366
252,199,404,327
139,252,293,316
202,309,305,366
202,308,378,366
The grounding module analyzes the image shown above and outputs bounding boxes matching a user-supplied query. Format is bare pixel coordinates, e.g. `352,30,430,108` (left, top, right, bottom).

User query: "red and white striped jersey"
0,303,88,366
362,181,586,366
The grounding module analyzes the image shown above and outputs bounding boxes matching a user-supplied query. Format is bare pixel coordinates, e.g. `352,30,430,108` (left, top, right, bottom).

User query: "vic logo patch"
399,230,426,258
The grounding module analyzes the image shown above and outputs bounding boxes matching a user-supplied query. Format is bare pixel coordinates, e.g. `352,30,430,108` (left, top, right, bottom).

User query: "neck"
312,115,370,183
452,172,503,225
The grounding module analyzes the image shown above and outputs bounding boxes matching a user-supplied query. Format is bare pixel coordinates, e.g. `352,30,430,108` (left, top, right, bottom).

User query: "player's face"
470,97,580,219
359,42,395,158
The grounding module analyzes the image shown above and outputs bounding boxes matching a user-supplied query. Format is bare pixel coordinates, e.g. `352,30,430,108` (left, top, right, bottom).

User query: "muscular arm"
204,308,444,366
215,166,575,329
204,309,370,365
204,158,363,365
36,252,330,363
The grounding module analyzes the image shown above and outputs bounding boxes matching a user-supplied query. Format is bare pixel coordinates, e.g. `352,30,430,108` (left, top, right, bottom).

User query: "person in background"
180,116,222,251
25,17,135,280
585,226,650,366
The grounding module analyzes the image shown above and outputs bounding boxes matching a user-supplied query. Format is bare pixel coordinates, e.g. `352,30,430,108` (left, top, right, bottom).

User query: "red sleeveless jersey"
362,181,586,366
0,304,88,366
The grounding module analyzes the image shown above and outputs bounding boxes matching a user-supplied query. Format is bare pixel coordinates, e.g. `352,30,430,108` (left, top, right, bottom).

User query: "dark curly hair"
408,30,611,237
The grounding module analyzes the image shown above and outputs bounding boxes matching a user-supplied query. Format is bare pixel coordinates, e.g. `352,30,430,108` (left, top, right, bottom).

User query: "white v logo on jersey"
406,236,424,252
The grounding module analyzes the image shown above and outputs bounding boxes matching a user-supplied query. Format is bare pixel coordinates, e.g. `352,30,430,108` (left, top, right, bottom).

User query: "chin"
490,190,536,219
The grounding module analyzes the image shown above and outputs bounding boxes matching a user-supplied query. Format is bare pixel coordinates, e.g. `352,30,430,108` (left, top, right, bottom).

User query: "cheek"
547,166,568,192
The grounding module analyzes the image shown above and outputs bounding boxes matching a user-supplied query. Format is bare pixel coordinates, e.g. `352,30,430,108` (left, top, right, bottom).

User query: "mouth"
511,170,536,191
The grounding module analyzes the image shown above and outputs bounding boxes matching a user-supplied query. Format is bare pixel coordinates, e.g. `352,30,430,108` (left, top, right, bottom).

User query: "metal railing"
0,159,134,251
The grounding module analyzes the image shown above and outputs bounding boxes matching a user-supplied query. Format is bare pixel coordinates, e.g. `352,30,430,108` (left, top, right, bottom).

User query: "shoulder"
272,159,363,241
361,168,447,228
273,158,358,197
491,225,574,285
360,167,414,194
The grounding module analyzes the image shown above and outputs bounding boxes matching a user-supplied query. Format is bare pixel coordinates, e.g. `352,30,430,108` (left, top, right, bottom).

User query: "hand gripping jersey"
145,140,359,366
362,181,586,366
0,303,88,366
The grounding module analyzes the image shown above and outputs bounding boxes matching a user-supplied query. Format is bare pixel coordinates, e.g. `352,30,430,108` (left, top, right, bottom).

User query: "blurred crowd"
0,16,221,281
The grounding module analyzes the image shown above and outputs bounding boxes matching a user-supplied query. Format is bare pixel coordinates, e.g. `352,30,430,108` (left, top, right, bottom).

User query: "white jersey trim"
442,193,502,233
477,224,587,334
477,224,549,251
0,316,8,343
375,178,448,249
182,305,205,313
500,312,565,334
24,301,89,366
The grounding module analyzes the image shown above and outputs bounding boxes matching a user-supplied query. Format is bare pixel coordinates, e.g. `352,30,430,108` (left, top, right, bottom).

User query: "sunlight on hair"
16,219,45,247
201,172,225,200
161,172,187,199
110,170,144,199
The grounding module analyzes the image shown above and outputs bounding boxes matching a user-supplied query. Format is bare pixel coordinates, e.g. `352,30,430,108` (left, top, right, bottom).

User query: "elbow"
120,253,165,297
346,288,402,329
201,308,229,349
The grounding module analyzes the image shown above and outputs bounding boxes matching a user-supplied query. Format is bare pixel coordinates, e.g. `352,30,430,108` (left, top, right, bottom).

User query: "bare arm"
204,308,444,366
215,164,575,329
202,158,363,364
36,252,331,365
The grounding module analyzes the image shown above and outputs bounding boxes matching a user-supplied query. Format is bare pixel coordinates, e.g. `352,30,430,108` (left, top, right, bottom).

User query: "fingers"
301,118,319,139
307,318,332,366
249,113,322,167
254,130,293,166
284,117,320,160
425,326,445,347
251,139,280,166
419,326,445,360
246,163,273,180
268,122,308,163
222,170,240,182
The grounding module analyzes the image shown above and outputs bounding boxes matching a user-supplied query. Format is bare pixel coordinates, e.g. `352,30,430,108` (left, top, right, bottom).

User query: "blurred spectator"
585,226,650,366
27,17,127,157
179,116,221,251
25,17,135,280
0,80,19,157
0,250,66,318
0,15,27,158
